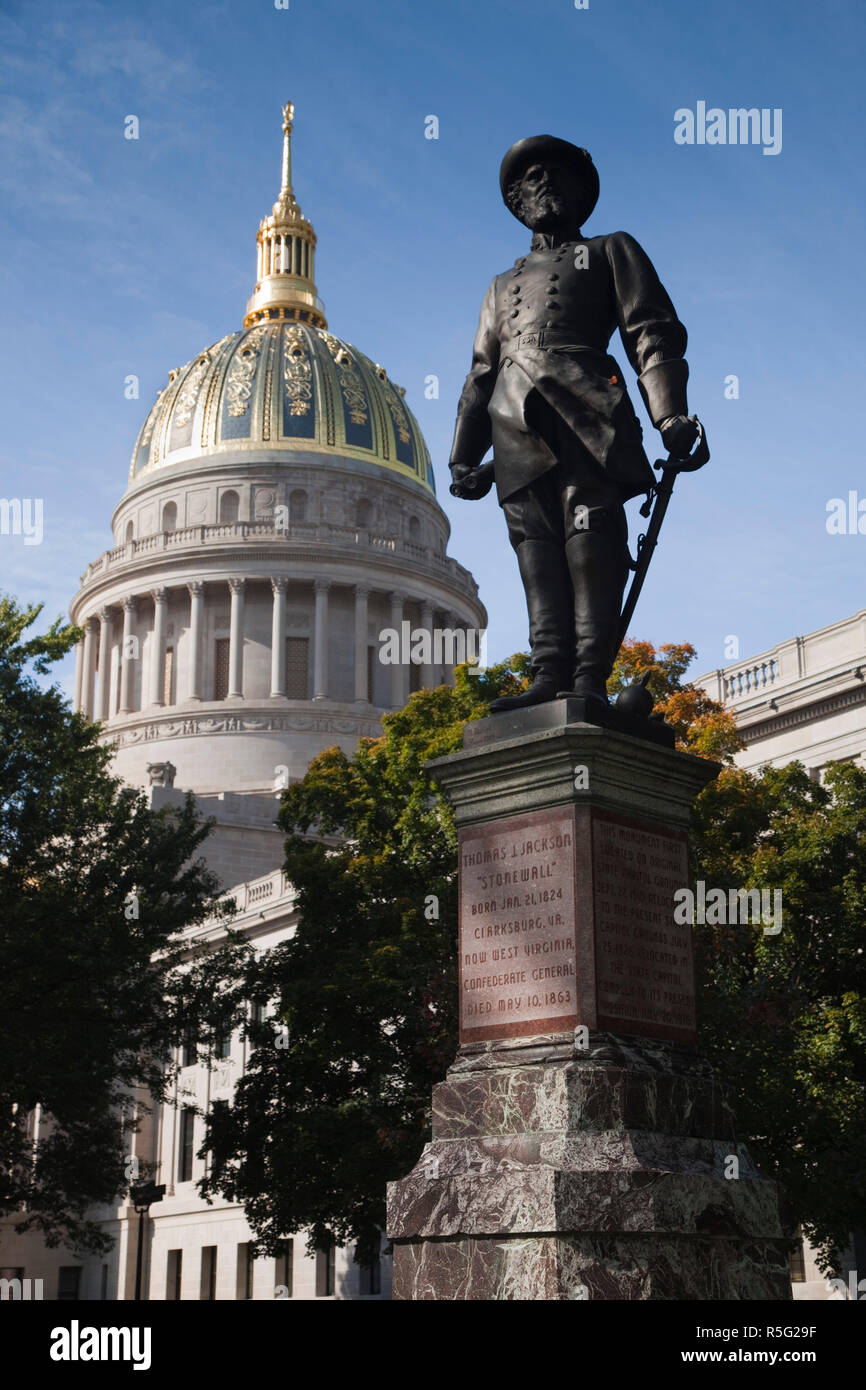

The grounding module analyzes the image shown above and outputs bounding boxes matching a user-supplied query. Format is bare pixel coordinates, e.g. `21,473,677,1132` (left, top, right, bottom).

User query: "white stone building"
0,103,485,1301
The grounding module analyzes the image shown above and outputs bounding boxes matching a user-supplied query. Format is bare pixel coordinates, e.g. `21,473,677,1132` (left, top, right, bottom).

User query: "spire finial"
243,102,327,330
281,101,294,197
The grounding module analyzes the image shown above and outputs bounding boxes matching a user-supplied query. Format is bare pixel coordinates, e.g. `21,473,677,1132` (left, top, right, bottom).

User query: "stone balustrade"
80,520,478,598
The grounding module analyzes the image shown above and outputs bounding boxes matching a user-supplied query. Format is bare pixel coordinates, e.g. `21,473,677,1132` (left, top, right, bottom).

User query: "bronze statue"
449,135,706,714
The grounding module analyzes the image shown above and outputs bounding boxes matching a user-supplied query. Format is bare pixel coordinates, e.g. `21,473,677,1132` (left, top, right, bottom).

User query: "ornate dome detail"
129,322,435,493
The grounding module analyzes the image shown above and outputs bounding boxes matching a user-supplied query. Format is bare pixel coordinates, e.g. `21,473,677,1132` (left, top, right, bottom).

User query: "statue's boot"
559,524,630,705
489,539,573,712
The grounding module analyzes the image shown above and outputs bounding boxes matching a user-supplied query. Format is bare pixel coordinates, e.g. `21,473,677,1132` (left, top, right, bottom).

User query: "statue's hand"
449,461,475,486
449,460,493,500
659,415,700,460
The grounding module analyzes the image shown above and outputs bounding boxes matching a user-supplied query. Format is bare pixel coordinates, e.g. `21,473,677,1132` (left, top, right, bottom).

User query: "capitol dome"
70,101,486,875
130,322,435,494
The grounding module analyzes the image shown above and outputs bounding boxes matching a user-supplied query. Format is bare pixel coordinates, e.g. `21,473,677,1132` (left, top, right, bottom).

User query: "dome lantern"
244,102,327,330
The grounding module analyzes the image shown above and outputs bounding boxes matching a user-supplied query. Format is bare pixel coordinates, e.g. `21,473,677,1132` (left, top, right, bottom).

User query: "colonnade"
72,577,465,720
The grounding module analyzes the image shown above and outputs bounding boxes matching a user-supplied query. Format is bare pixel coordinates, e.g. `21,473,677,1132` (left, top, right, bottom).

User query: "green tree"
0,597,244,1254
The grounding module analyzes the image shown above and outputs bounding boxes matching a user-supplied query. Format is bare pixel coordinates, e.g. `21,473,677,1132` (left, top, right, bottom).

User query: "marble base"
387,1033,792,1300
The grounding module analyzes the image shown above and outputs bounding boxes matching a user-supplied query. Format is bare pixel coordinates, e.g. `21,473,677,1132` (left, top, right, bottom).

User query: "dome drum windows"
219,490,240,525
288,489,308,524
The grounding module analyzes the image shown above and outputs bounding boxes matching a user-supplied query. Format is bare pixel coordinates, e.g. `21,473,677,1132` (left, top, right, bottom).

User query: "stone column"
119,597,137,715
95,608,113,721
312,579,330,700
227,578,245,699
447,614,461,689
353,584,369,703
81,617,98,720
270,577,288,697
73,634,84,713
420,601,435,689
149,588,168,707
386,705,791,1302
388,590,404,709
187,582,204,702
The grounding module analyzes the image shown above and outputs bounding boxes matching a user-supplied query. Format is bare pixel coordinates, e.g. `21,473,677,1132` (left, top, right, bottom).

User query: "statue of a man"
449,136,700,713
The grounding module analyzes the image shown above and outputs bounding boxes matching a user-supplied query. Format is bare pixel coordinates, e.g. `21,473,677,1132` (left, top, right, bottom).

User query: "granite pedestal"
386,702,792,1300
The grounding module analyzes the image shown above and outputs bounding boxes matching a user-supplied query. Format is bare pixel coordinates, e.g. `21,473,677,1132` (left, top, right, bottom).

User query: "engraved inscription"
459,808,577,1041
592,812,696,1041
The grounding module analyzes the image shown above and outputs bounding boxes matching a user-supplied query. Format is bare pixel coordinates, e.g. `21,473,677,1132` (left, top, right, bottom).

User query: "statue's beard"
522,190,568,230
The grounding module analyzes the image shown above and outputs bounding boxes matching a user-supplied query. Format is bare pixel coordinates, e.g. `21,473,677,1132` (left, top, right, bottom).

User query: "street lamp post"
130,1181,166,1301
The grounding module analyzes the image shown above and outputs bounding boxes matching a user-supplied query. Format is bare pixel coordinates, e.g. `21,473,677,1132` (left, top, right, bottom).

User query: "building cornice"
738,682,866,744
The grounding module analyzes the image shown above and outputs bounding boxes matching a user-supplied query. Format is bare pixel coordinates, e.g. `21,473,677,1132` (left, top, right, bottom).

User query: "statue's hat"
499,136,599,225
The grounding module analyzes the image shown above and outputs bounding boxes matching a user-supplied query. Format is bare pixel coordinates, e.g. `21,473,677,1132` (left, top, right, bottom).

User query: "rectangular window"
57,1266,82,1301
163,647,174,705
181,1029,197,1068
275,1239,293,1298
217,1031,232,1059
178,1107,195,1183
200,1246,217,1301
100,1264,109,1301
285,636,309,700
315,1241,335,1297
790,1235,806,1283
167,1250,182,1301
409,660,422,694
367,646,376,704
359,1249,381,1296
214,637,230,700
237,1243,255,1300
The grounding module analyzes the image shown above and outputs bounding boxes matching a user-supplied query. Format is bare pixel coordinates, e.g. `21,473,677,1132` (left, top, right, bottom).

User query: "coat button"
548,273,559,281
510,309,520,317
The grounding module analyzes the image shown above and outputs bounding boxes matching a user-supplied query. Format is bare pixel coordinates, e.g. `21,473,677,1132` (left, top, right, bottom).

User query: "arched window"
125,520,134,543
356,498,372,529
289,489,308,523
162,501,177,533
409,515,421,542
219,491,239,524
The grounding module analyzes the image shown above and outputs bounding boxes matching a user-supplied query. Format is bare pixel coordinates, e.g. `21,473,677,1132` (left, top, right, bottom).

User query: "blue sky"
1,0,864,699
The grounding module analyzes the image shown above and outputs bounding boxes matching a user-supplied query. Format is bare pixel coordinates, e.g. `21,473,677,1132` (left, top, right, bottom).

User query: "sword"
616,418,709,651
